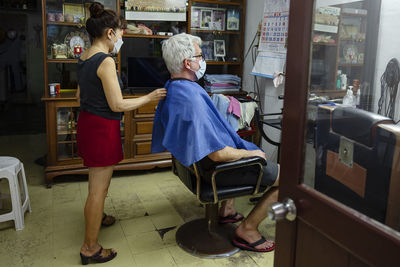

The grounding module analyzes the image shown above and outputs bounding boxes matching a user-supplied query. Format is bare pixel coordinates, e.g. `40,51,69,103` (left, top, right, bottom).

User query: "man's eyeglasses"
192,54,205,60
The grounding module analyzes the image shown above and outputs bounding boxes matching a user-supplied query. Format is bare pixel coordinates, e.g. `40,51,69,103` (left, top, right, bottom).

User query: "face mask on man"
111,30,123,54
191,58,207,80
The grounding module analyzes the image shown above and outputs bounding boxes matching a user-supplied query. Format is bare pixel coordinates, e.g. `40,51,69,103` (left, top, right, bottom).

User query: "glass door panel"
304,0,400,233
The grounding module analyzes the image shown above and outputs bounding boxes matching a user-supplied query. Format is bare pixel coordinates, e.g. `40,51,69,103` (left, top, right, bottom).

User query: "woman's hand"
147,88,167,102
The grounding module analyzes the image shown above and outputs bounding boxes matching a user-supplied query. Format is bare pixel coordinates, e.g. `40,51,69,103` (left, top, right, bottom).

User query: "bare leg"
219,199,244,220
219,163,280,219
235,187,278,249
219,199,234,216
235,166,280,250
80,166,115,257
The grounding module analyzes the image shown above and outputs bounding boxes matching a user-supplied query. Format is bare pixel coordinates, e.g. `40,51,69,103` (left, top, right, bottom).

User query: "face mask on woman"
111,30,123,54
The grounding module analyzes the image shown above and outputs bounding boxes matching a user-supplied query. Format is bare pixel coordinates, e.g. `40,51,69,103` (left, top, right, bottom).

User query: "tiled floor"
0,134,275,267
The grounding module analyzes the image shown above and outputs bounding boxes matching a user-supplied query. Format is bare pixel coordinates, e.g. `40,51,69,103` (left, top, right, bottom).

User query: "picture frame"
214,39,226,57
200,9,213,29
125,0,186,21
62,3,84,23
85,0,117,20
211,9,225,31
191,8,201,28
201,41,214,61
226,9,240,31
84,3,91,22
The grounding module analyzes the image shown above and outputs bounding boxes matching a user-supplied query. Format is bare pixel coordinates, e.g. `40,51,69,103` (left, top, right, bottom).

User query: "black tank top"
77,52,123,120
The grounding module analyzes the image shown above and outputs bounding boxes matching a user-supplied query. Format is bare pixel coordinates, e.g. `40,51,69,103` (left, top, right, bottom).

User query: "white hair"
162,33,202,76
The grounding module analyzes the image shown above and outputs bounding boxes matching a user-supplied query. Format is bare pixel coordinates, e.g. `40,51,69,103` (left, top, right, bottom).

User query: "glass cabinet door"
189,0,243,76
310,1,373,99
56,107,79,160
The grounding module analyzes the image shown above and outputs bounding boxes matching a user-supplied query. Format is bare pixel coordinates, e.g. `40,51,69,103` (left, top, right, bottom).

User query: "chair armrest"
213,156,266,172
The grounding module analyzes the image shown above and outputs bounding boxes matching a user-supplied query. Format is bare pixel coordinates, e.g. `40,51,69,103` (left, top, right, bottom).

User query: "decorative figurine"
74,45,82,58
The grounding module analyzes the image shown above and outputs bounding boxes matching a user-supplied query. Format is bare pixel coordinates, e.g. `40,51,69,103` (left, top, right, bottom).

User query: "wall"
373,0,400,120
243,0,284,162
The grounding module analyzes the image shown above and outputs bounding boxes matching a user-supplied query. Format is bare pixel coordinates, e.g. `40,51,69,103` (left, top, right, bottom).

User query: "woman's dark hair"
86,2,127,41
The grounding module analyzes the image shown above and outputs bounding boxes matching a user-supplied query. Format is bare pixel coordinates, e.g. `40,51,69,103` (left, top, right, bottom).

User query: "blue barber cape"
151,78,260,167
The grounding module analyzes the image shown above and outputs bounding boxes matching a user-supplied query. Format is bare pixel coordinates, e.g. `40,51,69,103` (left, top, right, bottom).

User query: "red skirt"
77,110,123,167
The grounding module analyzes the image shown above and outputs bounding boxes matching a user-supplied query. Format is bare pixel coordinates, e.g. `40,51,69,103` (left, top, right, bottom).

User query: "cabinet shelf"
47,59,119,64
123,33,170,39
57,130,77,135
342,12,367,17
190,29,240,35
47,59,78,63
338,63,363,67
57,140,76,144
206,61,240,65
313,42,337,46
47,21,85,27
58,156,81,161
192,0,242,6
339,38,365,42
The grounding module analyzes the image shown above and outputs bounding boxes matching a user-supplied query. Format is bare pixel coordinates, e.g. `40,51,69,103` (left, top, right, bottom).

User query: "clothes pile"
204,74,241,93
211,94,258,131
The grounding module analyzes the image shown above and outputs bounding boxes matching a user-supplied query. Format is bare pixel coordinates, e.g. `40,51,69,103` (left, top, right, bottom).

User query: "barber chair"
315,105,400,230
172,156,267,258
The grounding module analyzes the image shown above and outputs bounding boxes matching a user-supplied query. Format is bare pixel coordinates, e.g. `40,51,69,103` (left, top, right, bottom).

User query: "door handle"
267,198,297,221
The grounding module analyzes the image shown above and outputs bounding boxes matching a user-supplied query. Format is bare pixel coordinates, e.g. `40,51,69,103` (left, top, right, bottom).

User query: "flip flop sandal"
101,214,116,227
218,212,244,224
232,236,275,252
80,246,117,265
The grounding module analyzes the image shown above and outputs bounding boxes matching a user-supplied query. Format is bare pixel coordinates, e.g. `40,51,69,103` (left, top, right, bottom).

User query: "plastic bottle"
336,70,342,89
342,89,354,106
356,89,361,108
341,74,347,90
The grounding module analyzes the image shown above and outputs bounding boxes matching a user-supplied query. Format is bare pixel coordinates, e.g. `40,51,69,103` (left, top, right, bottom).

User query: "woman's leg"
80,165,114,256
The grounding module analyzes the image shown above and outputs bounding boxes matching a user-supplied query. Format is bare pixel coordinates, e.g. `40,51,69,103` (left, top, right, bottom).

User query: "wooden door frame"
274,0,400,266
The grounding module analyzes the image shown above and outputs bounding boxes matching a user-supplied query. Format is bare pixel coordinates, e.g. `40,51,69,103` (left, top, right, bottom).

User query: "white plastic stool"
0,157,31,230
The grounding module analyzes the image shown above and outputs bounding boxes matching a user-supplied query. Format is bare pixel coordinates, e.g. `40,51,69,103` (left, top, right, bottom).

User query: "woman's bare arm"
97,57,166,112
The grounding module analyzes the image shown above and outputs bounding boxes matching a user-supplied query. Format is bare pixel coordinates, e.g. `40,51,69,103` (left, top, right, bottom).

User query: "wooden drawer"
135,121,153,135
135,141,152,155
135,101,158,118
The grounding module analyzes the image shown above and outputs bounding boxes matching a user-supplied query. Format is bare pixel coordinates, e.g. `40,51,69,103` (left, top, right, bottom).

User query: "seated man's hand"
250,150,266,160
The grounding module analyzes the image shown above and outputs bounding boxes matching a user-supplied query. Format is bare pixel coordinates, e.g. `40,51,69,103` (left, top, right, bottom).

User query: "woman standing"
76,2,166,264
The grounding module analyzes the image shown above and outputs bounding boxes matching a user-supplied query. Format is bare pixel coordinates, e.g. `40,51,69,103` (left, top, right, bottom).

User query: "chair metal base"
176,218,240,258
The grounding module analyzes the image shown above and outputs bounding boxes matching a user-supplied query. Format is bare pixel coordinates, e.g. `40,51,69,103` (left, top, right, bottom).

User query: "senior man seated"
151,33,279,252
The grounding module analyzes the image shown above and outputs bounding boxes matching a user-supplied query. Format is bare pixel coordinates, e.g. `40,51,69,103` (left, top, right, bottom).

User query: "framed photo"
227,9,240,31
201,41,214,61
84,3,91,22
125,0,186,21
191,8,201,28
211,9,225,31
200,9,212,29
63,3,84,23
214,40,226,57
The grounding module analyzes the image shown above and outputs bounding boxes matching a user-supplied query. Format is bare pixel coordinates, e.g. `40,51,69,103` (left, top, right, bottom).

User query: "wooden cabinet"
41,0,248,186
310,2,379,102
42,93,171,186
189,0,246,78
